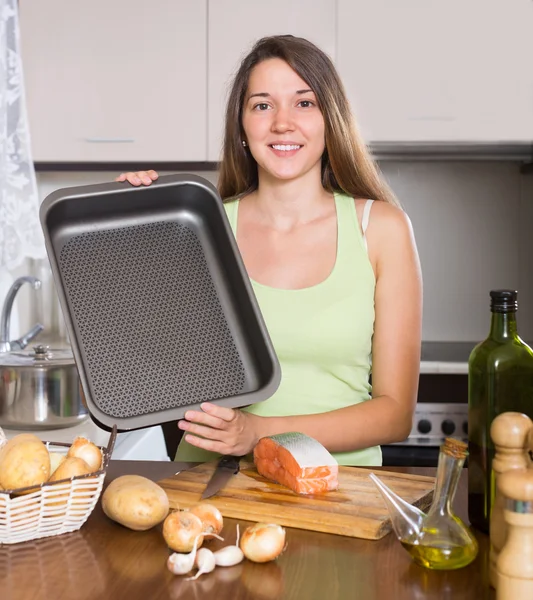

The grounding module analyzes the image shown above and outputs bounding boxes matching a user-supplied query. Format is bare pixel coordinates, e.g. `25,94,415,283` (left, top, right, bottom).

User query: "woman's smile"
269,142,303,158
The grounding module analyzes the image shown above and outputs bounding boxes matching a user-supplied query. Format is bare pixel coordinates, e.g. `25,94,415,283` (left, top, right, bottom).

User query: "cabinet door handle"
84,138,135,143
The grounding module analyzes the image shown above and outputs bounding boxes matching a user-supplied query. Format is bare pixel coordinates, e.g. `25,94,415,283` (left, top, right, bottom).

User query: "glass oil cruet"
370,438,478,570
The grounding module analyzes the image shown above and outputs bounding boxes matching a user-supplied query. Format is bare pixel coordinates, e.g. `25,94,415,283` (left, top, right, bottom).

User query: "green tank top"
175,192,382,466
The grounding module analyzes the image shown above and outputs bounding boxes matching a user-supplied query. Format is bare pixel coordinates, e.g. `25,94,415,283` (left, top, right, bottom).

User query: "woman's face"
241,58,325,184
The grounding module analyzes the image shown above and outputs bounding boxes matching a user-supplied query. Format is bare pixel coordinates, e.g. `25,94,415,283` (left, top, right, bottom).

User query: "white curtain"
0,0,45,272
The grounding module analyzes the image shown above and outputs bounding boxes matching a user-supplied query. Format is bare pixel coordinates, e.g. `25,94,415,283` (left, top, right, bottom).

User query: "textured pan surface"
59,220,245,418
40,174,280,430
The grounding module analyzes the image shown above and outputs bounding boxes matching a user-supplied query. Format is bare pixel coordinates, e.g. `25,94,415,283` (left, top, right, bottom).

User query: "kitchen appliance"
0,344,88,430
159,460,435,540
39,174,281,432
381,342,472,467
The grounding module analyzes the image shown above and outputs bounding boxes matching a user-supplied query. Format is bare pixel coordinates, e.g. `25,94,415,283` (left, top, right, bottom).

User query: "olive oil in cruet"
371,438,478,570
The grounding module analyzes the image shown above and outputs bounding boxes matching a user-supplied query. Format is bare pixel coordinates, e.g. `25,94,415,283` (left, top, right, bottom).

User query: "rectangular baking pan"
39,174,280,431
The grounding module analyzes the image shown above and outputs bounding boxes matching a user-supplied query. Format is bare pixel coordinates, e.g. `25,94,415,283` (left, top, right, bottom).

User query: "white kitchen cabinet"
207,0,336,161
337,0,533,143
19,1,207,162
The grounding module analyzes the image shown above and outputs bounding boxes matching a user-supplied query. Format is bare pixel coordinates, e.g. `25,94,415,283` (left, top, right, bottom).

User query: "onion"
67,437,103,472
240,523,286,563
188,503,224,537
163,510,204,553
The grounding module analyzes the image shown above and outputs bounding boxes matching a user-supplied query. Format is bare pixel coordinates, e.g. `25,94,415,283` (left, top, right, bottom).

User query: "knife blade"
201,455,241,499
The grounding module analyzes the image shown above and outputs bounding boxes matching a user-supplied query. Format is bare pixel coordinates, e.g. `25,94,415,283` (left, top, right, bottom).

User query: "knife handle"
219,455,241,472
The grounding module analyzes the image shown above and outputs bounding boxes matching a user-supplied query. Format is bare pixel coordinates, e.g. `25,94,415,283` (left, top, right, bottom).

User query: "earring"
242,140,247,147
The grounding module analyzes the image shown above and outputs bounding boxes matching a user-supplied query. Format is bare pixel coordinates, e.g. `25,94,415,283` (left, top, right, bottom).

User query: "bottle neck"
428,451,465,516
489,311,518,341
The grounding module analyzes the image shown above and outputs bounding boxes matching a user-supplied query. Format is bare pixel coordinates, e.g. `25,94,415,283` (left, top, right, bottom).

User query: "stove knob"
442,419,456,436
463,421,468,435
417,419,432,434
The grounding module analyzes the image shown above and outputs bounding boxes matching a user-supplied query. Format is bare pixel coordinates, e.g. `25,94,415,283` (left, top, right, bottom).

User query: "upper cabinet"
18,1,533,164
337,0,533,143
207,0,336,161
19,0,207,163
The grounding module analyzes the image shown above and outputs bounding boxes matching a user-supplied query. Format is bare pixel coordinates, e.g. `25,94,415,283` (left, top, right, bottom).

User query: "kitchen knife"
201,455,241,499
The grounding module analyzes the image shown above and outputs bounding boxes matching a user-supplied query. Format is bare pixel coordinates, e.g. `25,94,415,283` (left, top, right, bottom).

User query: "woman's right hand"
115,170,159,186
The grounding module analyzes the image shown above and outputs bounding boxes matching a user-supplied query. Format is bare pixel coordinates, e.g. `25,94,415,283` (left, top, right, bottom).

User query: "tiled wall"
7,161,533,343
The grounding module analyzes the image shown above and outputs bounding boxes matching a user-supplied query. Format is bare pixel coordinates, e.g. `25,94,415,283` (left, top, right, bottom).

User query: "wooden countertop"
1,461,494,600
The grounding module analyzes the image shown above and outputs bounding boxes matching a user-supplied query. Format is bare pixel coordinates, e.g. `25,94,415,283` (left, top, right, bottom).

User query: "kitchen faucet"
0,276,44,352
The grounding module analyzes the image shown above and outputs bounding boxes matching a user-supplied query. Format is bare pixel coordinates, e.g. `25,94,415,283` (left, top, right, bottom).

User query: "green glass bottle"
468,289,533,533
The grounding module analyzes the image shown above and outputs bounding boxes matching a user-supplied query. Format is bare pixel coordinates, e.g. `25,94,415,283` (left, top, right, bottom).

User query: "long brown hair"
218,35,399,206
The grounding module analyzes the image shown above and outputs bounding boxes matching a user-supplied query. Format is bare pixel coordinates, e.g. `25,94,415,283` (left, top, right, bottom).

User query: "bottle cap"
490,289,518,313
442,437,468,459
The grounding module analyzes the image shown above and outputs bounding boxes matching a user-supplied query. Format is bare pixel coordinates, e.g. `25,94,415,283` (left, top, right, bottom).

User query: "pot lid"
0,345,76,367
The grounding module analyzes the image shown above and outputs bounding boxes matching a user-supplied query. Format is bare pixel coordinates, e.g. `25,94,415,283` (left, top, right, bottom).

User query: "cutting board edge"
157,463,436,541
163,492,394,538
165,496,392,540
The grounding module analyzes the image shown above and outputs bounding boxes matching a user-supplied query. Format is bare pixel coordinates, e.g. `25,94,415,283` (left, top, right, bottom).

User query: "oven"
381,342,472,468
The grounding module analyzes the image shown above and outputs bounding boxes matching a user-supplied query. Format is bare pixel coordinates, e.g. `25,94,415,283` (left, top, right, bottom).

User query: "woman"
117,35,422,466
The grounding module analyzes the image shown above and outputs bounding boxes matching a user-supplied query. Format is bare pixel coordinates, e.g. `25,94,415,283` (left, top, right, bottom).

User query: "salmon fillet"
253,432,339,495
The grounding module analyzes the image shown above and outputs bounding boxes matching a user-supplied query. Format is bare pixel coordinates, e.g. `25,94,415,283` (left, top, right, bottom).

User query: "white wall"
7,162,533,344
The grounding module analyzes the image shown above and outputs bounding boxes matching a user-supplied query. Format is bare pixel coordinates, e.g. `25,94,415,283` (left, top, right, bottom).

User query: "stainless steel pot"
0,345,88,430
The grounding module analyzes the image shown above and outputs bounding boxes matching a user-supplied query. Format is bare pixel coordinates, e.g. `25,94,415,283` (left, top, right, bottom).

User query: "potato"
0,433,41,465
0,435,50,491
49,457,93,482
2,433,41,446
101,475,170,531
49,452,66,476
46,457,96,515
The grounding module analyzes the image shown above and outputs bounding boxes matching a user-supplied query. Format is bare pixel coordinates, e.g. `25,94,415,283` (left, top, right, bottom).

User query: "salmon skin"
253,432,339,495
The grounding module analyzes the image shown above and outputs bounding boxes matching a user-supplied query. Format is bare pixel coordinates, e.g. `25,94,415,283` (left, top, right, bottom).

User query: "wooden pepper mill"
496,468,533,599
490,412,533,589
528,425,533,465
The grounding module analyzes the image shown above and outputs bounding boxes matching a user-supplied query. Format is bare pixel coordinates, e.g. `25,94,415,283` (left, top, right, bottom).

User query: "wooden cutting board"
158,461,435,540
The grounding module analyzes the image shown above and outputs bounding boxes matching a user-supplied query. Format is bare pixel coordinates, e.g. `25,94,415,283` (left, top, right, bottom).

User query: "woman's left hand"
178,403,261,455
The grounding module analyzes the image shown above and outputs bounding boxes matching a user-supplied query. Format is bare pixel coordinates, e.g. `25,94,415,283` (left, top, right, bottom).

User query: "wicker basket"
0,426,116,545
